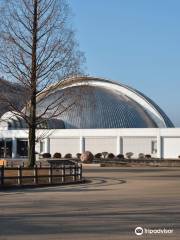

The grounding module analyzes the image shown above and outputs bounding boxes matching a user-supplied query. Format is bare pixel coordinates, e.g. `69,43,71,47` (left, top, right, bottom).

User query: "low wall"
100,159,180,167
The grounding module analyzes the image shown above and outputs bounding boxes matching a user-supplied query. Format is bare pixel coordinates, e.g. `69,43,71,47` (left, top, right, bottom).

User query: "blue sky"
70,0,180,127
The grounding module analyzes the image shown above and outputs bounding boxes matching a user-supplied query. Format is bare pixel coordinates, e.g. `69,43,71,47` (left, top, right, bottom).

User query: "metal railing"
0,164,83,187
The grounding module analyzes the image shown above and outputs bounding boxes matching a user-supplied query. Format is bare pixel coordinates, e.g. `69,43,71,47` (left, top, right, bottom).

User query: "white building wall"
50,138,79,157
0,128,180,159
123,137,157,158
84,137,117,154
162,137,180,159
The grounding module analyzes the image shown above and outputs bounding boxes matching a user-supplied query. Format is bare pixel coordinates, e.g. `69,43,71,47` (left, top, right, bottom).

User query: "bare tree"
0,0,85,166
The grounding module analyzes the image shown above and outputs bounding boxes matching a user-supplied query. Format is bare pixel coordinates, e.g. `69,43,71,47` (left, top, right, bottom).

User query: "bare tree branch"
0,0,85,166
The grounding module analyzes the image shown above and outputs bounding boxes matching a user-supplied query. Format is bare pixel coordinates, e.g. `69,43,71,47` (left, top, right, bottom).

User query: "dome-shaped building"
37,76,174,129
0,76,179,160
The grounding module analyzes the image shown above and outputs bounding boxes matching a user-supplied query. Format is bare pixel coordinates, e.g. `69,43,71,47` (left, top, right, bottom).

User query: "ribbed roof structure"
0,76,174,129
37,76,174,129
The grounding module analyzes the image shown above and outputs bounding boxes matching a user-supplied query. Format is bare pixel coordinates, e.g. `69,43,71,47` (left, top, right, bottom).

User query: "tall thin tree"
0,0,85,166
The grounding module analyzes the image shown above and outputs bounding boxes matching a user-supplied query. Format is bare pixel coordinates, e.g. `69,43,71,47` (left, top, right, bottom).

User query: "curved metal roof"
0,111,65,130
37,76,174,128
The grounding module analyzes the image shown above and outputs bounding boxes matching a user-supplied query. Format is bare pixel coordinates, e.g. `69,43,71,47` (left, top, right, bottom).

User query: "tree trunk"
28,0,38,167
28,124,36,167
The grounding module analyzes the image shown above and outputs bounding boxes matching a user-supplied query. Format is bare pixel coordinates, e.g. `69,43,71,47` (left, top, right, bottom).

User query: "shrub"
42,153,51,158
53,152,61,158
107,153,115,159
126,152,133,159
95,153,102,159
138,153,145,159
145,154,151,159
76,153,81,159
80,151,94,163
102,152,108,158
64,153,72,158
117,154,124,159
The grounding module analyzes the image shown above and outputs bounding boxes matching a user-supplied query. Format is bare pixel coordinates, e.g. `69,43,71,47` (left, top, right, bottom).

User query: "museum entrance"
0,139,12,158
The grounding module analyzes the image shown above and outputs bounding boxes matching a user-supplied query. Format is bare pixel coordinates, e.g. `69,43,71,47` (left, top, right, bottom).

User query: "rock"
80,151,94,163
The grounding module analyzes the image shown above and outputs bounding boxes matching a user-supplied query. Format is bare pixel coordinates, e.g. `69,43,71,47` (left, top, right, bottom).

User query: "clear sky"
70,0,180,127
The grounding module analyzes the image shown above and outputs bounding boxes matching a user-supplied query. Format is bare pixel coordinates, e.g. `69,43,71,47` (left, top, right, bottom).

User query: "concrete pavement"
0,166,180,240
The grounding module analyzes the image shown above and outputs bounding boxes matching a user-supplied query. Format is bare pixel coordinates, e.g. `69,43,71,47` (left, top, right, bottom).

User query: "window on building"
17,139,28,157
40,141,44,153
151,140,157,154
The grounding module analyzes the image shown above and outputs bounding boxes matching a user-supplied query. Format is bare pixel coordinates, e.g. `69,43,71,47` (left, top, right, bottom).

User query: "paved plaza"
0,166,180,240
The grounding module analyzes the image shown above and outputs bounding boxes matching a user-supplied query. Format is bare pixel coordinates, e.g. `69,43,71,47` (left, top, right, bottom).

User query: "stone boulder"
80,151,94,163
